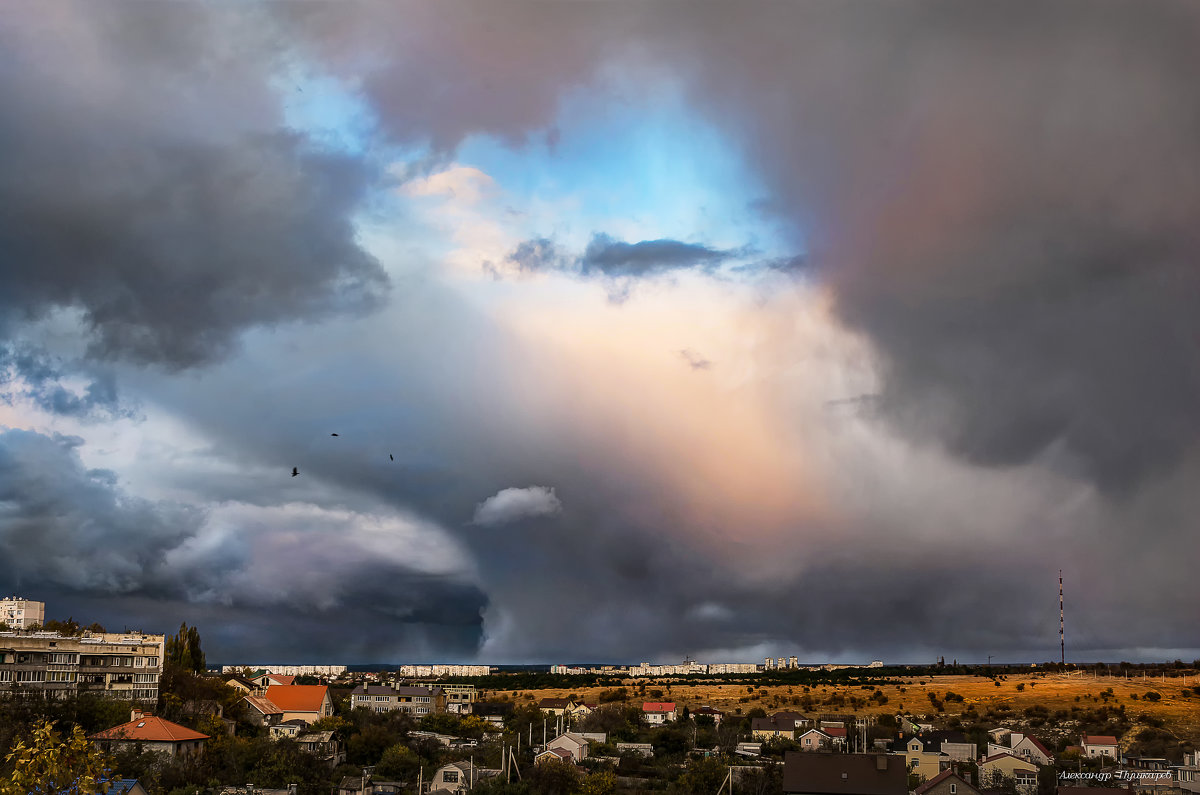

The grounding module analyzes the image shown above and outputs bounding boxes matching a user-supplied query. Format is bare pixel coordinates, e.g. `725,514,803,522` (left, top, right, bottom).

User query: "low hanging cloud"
472,486,563,526
579,234,733,278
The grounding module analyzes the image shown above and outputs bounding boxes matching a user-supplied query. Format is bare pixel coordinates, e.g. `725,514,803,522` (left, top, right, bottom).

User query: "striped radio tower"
1059,570,1065,666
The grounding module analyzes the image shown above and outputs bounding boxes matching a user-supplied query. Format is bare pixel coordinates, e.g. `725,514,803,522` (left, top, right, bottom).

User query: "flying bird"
330,433,339,437
389,454,394,461
291,467,299,477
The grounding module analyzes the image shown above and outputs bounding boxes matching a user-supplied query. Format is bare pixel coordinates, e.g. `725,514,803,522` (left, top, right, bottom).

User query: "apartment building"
0,597,45,630
0,630,165,702
349,684,444,715
440,684,477,713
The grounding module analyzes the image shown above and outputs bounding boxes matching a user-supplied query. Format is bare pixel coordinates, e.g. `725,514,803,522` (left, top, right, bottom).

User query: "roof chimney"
130,709,144,722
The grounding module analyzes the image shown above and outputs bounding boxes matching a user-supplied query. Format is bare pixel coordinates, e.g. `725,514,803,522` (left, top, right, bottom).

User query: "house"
753,716,796,741
919,731,972,762
90,712,208,758
1011,734,1055,765
693,705,725,725
472,701,514,727
988,728,1014,745
538,698,574,716
566,701,596,722
914,770,982,795
782,752,907,795
899,716,933,734
1081,735,1120,760
269,719,308,739
777,711,814,730
243,695,284,727
349,685,443,715
979,752,1039,794
825,727,848,750
798,728,833,751
224,675,257,695
428,761,498,794
546,732,590,762
440,684,477,714
616,742,655,758
263,684,333,725
642,701,677,725
901,736,950,780
536,748,576,765
107,780,151,795
335,776,403,795
297,730,344,766
736,742,763,757
253,672,297,689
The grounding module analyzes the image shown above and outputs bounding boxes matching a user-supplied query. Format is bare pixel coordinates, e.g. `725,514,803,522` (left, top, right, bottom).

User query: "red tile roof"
642,702,676,712
1083,735,1118,746
264,684,329,713
826,727,848,738
90,716,209,743
266,674,296,685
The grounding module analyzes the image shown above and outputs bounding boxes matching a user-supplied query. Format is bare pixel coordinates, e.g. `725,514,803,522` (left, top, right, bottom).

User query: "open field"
497,672,1200,740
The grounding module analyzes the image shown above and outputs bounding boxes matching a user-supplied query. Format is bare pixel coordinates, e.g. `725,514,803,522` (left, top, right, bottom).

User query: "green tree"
374,744,420,781
164,623,205,674
527,759,579,795
579,768,616,795
1,720,115,795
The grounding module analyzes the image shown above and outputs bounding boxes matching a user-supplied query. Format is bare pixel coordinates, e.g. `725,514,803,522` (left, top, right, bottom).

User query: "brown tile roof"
264,684,329,713
243,695,283,715
914,770,956,794
265,674,296,686
90,716,209,743
539,698,571,709
1082,735,1118,746
781,752,907,795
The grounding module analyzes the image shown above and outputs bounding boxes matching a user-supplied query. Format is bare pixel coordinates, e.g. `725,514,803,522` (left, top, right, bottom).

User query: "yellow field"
495,672,1200,740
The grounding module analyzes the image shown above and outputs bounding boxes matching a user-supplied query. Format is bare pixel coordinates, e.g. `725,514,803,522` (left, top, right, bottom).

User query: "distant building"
0,630,163,702
915,770,982,795
350,684,443,715
441,684,477,713
692,705,725,725
0,597,45,629
221,664,347,677
642,702,677,725
546,732,590,762
428,761,498,794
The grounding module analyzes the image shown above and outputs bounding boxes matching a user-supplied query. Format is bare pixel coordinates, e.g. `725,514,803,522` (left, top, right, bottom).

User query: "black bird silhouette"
291,467,299,477
389,454,394,461
330,433,339,437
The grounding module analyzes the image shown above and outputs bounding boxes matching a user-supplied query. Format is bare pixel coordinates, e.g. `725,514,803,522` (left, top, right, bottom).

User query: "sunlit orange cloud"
487,271,879,570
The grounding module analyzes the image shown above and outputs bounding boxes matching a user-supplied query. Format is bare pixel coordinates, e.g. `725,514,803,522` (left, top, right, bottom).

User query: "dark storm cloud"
0,3,388,370
0,427,488,659
656,0,1200,494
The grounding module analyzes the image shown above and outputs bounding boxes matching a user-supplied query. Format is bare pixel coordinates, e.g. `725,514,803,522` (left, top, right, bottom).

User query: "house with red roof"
642,702,677,725
90,711,209,758
264,684,333,725
1081,734,1119,760
1011,733,1055,765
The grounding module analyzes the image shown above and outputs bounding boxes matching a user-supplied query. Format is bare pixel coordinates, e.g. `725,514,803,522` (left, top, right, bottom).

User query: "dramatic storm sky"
3,1,1199,665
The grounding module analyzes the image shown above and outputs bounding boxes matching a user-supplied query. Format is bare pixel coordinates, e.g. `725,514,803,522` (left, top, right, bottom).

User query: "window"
443,772,459,784
951,786,957,794
135,657,144,668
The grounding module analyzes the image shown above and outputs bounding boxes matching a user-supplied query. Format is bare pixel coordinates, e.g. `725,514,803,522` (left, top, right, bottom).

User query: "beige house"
263,684,333,725
1011,734,1055,765
429,761,498,794
642,702,677,725
899,736,947,782
752,716,795,741
90,711,208,758
243,695,284,727
979,752,1039,794
546,732,589,762
538,698,574,717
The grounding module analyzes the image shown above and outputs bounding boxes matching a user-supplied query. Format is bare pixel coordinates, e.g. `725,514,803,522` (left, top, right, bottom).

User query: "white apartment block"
1,597,45,630
0,630,164,702
220,664,348,677
394,664,490,677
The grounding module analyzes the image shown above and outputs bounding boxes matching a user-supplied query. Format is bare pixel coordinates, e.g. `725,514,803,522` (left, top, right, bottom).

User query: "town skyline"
3,1,1200,666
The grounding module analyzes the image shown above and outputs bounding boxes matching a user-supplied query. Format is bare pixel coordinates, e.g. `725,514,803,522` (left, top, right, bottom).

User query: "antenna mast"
1059,569,1065,666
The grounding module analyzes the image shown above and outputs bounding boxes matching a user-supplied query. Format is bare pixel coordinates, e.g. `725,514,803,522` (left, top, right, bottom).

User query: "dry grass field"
501,672,1200,741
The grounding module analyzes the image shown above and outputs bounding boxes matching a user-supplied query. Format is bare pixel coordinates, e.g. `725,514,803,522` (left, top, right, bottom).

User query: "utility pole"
1060,570,1065,666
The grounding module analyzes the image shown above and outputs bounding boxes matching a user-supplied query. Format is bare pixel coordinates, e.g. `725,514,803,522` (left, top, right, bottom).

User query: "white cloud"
472,485,563,526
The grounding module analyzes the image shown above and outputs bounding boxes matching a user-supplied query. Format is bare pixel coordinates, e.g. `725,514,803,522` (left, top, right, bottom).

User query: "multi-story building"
440,684,477,713
0,597,45,630
350,684,444,715
0,630,164,702
220,664,347,678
